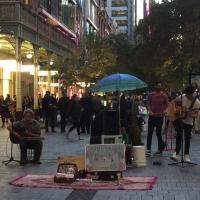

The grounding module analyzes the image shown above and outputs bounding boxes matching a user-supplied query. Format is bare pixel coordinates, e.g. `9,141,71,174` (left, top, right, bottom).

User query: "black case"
78,170,122,181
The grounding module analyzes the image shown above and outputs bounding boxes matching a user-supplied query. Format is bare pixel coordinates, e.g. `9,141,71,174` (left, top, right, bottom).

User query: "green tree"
106,34,135,74
51,33,117,88
134,0,200,88
82,33,117,82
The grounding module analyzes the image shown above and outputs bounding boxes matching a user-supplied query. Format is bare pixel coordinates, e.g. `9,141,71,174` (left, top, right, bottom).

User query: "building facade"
107,0,134,42
80,0,117,37
0,0,79,118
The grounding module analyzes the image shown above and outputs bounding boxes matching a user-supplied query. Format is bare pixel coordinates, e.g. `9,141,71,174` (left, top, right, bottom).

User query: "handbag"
57,114,61,122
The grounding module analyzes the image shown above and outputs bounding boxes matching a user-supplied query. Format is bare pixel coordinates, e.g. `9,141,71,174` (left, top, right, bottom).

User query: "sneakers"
154,151,163,156
146,150,151,156
184,154,190,163
170,152,179,162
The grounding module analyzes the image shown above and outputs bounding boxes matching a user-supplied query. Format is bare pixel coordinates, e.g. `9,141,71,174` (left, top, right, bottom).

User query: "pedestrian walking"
80,93,93,134
66,94,83,140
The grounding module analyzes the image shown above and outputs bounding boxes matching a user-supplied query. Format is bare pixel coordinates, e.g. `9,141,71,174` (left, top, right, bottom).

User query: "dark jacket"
57,96,69,113
0,99,9,117
80,97,93,116
66,100,82,119
42,95,57,113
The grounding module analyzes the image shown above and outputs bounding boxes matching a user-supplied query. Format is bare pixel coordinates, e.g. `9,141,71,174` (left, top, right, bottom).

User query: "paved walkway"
0,120,200,200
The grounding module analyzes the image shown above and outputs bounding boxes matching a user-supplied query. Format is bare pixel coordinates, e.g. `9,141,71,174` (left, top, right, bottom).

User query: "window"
112,10,127,17
117,30,127,34
115,20,127,26
112,0,127,7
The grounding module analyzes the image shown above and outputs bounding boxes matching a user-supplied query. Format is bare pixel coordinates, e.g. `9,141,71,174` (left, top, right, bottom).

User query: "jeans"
60,112,67,131
69,117,80,135
44,112,55,131
80,114,91,132
147,116,163,152
174,121,192,155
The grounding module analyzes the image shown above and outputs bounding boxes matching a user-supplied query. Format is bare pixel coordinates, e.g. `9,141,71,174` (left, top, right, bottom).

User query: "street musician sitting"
7,109,43,165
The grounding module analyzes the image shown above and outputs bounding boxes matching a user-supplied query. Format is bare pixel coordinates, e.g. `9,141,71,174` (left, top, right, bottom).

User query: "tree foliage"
51,33,117,87
134,0,200,89
106,34,135,74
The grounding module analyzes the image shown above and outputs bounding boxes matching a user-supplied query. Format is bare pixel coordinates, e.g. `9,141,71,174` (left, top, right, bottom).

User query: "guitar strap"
188,95,198,110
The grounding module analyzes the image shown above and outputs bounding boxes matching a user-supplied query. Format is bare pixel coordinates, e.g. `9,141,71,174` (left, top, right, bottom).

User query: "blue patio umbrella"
91,74,148,135
91,73,147,92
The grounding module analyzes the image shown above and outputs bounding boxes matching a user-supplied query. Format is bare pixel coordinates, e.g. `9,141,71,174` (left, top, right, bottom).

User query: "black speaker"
103,110,120,135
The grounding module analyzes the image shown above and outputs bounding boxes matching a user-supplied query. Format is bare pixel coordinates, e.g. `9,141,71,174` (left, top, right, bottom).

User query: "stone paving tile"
162,195,175,200
175,194,187,200
142,196,154,200
91,195,110,200
66,190,97,200
152,197,164,200
108,197,121,200
119,195,131,200
129,195,142,200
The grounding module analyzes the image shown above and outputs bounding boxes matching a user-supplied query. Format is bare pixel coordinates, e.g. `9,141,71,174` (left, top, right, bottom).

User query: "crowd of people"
3,80,200,165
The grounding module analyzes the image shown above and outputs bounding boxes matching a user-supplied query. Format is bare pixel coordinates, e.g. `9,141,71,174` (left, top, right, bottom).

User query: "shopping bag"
57,114,61,122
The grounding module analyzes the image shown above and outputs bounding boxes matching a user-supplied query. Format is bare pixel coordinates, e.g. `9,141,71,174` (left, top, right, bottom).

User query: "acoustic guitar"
10,126,44,144
169,105,199,122
10,126,26,144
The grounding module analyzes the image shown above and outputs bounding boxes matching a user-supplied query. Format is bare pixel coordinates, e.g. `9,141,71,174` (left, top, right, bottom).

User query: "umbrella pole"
118,91,121,135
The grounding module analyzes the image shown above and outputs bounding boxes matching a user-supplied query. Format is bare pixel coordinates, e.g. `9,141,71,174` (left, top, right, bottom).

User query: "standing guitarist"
146,82,169,156
170,85,200,163
7,109,43,165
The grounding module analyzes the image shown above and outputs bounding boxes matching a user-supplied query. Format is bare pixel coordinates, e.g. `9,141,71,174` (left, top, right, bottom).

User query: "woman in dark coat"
0,95,9,127
66,94,83,140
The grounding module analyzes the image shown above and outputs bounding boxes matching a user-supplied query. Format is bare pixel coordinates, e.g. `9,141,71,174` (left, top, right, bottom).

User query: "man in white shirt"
170,85,200,163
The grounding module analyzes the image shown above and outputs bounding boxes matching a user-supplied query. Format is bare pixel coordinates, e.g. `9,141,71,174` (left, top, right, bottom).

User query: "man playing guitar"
7,109,43,165
170,85,200,163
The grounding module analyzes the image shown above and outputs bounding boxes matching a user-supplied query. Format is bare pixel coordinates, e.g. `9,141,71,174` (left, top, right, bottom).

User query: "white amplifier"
101,135,123,144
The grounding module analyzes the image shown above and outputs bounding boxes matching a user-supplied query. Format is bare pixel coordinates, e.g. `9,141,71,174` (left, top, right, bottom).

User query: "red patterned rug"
9,175,158,190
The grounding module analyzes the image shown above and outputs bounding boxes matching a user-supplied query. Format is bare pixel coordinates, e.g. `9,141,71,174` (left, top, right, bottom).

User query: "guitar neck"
20,137,44,141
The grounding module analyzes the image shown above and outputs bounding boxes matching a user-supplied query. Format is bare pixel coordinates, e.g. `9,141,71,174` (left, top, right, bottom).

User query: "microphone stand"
2,112,19,165
169,92,197,168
